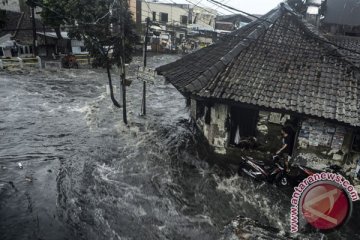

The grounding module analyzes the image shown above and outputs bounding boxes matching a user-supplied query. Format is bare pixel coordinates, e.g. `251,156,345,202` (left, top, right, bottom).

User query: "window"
180,15,188,25
196,101,205,119
29,46,33,54
352,133,360,152
0,48,3,57
25,46,29,54
20,47,24,54
152,11,156,21
160,12,168,23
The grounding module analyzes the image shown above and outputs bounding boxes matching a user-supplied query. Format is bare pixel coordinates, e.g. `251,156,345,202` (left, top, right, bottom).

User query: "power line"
207,0,360,56
182,0,218,16
159,0,216,27
206,0,235,15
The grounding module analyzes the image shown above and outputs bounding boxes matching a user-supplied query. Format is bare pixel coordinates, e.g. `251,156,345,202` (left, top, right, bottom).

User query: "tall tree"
28,0,138,66
31,0,139,109
0,10,6,29
0,1,8,29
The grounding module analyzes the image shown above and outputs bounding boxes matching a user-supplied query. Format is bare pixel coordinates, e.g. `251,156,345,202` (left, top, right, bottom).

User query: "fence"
74,54,94,66
0,56,42,70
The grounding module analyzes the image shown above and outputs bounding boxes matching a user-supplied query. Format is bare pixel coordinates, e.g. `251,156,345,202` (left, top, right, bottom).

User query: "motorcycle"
280,163,342,187
239,154,343,187
239,155,286,185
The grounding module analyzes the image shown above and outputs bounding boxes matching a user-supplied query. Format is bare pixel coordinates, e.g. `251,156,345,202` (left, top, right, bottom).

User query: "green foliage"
33,0,139,67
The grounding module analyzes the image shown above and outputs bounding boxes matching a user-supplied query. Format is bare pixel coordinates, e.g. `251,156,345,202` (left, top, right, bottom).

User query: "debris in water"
47,169,52,173
18,162,23,169
8,181,17,191
25,176,33,182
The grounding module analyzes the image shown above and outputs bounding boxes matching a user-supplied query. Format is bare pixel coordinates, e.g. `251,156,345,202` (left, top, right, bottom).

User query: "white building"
1,0,21,12
142,2,190,26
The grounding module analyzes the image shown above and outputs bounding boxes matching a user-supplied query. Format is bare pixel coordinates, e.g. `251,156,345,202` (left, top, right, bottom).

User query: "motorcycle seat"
253,159,265,165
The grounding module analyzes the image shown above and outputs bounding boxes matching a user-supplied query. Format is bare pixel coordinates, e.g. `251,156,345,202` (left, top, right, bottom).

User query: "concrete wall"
291,118,360,175
192,6,216,29
192,99,229,154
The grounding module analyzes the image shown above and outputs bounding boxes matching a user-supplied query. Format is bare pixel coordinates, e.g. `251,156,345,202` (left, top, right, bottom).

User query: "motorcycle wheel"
280,176,288,186
275,173,288,186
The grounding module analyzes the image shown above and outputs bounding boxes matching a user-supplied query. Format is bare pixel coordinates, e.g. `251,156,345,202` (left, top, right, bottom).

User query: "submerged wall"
190,99,360,178
191,99,229,154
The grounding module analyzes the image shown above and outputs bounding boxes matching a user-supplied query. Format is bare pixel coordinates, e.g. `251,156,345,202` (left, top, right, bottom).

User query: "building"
130,1,217,51
215,13,256,34
0,0,47,57
156,4,360,176
36,31,86,57
141,1,190,51
1,0,21,12
0,10,43,57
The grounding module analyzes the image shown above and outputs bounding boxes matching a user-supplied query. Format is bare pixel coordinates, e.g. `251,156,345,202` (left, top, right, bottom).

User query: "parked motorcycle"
279,164,343,187
239,155,286,185
239,155,343,187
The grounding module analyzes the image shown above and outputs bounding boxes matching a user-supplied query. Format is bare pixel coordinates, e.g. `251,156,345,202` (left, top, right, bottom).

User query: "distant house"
215,13,257,34
36,31,86,56
157,4,360,172
132,1,217,51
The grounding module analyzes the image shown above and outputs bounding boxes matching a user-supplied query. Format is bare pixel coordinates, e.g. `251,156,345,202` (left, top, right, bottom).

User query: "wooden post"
31,7,37,56
141,17,150,116
36,56,42,69
119,0,127,124
17,57,23,68
42,24,48,57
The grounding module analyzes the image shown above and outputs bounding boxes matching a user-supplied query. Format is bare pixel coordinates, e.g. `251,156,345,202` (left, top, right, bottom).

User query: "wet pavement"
0,55,359,240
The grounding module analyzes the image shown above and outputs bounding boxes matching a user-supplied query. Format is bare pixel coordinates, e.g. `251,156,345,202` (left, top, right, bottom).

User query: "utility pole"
119,0,127,124
31,6,37,56
141,17,150,116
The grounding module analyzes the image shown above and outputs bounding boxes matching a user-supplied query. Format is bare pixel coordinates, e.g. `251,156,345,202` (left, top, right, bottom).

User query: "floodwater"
0,55,359,240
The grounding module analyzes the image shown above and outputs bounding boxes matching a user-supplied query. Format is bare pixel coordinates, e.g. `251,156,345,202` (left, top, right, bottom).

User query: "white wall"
142,2,189,26
192,99,229,154
1,0,21,12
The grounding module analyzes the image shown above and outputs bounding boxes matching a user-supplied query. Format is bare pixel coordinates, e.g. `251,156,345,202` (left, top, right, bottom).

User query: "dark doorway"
230,107,259,145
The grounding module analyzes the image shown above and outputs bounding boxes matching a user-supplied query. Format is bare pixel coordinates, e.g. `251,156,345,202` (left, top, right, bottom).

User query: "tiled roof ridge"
326,35,360,40
284,7,360,71
183,7,284,94
224,7,279,38
155,7,282,90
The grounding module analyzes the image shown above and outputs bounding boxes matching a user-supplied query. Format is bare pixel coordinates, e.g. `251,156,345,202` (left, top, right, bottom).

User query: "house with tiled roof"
157,3,360,171
215,13,257,33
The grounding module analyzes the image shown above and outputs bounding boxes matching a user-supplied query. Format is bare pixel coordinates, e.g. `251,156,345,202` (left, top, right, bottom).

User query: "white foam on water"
214,174,289,235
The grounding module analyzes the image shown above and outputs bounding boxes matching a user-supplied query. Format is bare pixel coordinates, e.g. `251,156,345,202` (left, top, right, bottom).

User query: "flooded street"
0,55,359,240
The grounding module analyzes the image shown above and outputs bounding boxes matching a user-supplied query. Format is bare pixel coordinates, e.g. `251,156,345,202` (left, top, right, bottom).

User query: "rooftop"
157,4,360,127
